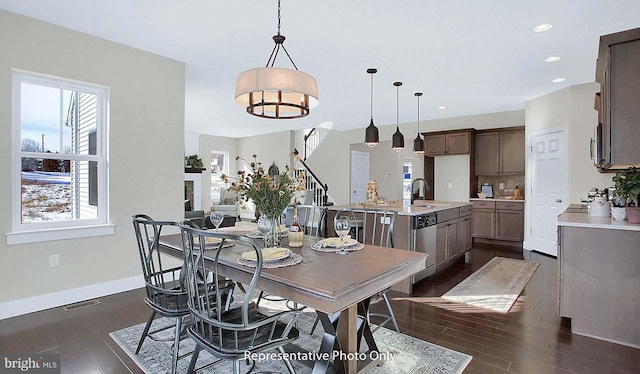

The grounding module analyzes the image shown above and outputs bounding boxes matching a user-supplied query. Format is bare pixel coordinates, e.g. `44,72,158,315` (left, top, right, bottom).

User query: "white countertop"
469,197,525,202
328,200,472,216
557,212,640,231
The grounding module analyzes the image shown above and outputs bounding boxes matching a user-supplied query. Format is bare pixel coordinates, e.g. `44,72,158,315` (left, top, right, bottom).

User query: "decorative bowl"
477,192,487,199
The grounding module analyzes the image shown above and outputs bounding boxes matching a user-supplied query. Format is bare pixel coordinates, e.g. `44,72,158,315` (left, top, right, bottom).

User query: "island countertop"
557,205,640,232
327,200,471,216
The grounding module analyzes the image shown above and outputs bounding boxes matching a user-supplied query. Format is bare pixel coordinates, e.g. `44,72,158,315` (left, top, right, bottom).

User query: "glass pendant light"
391,82,404,152
364,68,379,147
413,92,425,155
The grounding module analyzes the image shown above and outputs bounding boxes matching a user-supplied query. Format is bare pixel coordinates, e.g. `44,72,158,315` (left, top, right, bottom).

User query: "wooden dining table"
159,226,426,373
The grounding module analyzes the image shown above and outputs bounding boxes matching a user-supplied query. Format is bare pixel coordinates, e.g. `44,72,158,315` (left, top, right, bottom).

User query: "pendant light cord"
265,0,299,70
417,94,420,133
370,73,374,119
396,84,399,127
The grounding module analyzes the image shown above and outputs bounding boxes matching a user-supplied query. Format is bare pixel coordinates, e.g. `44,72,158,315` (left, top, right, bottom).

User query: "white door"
528,128,567,256
351,151,369,204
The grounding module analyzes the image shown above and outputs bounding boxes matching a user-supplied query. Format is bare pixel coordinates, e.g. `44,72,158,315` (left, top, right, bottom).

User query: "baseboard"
0,275,144,320
473,238,523,248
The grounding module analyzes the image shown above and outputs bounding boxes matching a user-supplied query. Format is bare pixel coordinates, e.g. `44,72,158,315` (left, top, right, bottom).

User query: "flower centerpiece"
222,155,306,243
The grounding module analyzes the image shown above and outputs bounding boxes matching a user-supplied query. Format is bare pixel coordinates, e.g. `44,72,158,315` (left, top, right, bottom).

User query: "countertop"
327,200,472,216
469,197,525,202
557,205,640,232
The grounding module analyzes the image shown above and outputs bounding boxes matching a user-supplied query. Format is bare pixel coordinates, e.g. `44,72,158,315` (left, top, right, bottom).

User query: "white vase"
611,207,626,220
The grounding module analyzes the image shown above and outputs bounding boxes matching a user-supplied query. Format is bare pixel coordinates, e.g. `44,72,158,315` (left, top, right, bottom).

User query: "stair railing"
293,148,329,206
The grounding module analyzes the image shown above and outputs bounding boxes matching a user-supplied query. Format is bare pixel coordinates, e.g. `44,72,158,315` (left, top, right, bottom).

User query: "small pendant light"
413,92,425,155
391,81,404,152
364,68,379,147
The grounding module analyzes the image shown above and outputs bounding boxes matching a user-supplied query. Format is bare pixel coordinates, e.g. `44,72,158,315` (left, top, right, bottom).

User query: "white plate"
319,238,358,248
241,248,292,262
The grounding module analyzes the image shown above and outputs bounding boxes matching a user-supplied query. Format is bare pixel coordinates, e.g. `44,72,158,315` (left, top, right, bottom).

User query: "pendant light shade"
364,68,379,147
235,0,318,119
413,92,425,155
391,82,404,152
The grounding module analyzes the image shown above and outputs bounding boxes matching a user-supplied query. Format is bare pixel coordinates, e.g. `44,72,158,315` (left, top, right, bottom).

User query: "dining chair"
337,207,400,333
311,208,400,335
179,224,301,374
132,214,234,374
256,204,328,307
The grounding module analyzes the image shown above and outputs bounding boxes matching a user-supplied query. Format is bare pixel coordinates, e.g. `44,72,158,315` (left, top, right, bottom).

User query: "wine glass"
256,214,273,248
334,217,351,255
209,212,224,231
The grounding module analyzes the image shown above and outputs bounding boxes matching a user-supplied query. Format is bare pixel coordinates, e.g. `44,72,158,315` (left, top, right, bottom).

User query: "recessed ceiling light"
438,106,447,110
545,56,561,62
552,78,566,83
533,24,553,32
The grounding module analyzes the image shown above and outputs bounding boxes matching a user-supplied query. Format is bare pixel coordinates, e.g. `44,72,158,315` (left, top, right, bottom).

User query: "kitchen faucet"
411,178,431,204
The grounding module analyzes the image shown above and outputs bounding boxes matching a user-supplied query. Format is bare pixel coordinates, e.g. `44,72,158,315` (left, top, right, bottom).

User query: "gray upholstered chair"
179,224,301,374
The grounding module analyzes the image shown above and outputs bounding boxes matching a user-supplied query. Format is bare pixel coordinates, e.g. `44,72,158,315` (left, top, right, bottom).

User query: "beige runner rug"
442,257,540,313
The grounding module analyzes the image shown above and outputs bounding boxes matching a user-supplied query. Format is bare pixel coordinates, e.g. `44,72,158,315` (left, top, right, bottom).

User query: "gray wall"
0,11,185,311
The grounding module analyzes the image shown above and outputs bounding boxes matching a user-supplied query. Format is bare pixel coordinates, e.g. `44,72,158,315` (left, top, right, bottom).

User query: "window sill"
5,224,116,245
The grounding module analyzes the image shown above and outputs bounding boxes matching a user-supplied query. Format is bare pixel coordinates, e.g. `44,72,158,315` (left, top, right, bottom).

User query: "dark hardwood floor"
1,244,638,373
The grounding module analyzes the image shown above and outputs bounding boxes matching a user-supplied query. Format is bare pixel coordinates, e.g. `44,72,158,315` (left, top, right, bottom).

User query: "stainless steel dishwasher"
411,213,437,283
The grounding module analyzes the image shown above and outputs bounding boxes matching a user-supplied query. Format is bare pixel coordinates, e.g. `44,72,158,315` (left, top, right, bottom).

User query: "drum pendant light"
413,92,425,155
235,0,319,119
391,82,404,152
364,68,379,147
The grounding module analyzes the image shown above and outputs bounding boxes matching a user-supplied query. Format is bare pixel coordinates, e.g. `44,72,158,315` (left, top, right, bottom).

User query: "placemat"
237,253,303,268
311,241,365,252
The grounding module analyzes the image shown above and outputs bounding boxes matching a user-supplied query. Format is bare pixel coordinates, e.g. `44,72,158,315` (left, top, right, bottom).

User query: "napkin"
320,235,352,247
193,236,222,244
242,247,290,261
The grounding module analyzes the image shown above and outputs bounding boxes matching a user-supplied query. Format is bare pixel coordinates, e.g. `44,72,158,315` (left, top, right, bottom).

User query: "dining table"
159,224,426,373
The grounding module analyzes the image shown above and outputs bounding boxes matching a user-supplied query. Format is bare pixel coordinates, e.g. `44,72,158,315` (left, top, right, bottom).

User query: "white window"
8,71,112,245
210,151,229,202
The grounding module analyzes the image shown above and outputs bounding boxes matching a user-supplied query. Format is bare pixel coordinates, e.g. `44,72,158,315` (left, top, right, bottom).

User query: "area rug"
110,308,471,374
442,256,540,313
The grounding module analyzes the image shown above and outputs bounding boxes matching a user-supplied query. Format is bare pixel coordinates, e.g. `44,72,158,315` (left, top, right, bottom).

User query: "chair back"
284,204,327,237
179,224,299,359
132,214,188,315
334,208,397,248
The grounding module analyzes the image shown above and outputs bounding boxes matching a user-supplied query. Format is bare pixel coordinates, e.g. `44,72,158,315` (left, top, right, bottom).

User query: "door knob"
556,199,563,203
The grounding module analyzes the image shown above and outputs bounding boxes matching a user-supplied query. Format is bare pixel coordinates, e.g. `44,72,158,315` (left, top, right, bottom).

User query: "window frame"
8,71,111,244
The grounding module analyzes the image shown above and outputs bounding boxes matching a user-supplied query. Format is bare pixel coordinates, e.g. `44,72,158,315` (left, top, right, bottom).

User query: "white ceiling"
2,1,640,138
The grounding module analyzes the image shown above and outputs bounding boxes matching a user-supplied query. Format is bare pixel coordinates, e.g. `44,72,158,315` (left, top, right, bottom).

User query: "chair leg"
171,317,182,374
135,310,156,354
278,346,296,374
256,290,264,307
233,360,241,374
187,344,200,374
310,315,320,335
381,291,400,333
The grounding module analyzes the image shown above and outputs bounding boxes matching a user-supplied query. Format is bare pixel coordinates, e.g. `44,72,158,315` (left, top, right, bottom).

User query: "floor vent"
62,299,100,311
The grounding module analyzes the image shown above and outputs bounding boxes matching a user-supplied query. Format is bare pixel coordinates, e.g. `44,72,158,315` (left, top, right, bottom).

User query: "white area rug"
442,256,540,313
110,307,471,373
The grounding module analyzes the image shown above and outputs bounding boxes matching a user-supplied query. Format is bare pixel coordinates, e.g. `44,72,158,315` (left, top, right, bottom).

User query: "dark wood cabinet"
472,200,524,242
475,128,524,176
595,28,640,170
424,131,471,156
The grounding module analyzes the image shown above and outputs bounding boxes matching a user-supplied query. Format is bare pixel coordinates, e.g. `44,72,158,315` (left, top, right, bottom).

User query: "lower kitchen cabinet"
496,209,524,241
471,200,524,242
436,208,472,270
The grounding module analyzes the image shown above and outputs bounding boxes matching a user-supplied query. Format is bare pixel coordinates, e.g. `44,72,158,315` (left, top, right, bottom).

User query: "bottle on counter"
514,186,521,199
288,208,304,247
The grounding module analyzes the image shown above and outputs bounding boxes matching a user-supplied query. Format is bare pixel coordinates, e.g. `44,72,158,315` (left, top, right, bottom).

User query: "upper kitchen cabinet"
424,129,472,156
594,27,640,170
475,127,524,176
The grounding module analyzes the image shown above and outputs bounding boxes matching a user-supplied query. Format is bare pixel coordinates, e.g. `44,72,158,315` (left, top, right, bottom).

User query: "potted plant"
185,154,204,169
612,166,640,224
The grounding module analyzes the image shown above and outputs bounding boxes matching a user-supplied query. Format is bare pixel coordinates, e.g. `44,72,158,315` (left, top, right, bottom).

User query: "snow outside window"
8,72,111,244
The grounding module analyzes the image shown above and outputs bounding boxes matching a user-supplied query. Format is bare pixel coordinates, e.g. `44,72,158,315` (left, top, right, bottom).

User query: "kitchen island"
327,200,473,294
557,205,640,348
